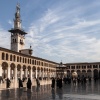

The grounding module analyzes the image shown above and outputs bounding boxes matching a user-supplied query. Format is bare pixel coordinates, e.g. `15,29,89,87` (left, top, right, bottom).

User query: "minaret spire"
14,3,22,29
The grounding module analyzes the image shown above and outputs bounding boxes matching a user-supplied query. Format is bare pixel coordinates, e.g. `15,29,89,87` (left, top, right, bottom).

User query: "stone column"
75,65,76,72
35,67,37,78
86,69,87,77
14,66,17,81
39,69,41,77
98,64,99,77
25,68,28,78
49,70,51,78
33,71,35,79
42,69,44,79
7,65,10,79
30,68,32,81
0,65,2,77
91,65,93,79
47,70,49,79
20,67,23,79
91,70,94,78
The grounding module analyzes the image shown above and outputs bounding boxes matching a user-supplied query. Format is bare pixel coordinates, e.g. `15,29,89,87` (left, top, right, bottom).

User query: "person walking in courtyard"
18,78,23,88
73,77,77,86
6,78,11,88
36,78,40,86
51,77,55,89
59,77,62,88
27,78,32,89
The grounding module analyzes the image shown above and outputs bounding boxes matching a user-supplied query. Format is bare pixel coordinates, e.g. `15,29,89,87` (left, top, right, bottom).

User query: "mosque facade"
0,4,100,82
57,62,100,78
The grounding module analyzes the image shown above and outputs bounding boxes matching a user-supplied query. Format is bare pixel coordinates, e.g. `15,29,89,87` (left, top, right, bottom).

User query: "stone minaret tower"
9,3,27,52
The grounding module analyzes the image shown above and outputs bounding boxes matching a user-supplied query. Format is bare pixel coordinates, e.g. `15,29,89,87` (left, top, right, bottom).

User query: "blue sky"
0,0,100,63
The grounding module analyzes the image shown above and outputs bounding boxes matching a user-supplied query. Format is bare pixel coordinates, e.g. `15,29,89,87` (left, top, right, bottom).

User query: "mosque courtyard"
0,79,100,100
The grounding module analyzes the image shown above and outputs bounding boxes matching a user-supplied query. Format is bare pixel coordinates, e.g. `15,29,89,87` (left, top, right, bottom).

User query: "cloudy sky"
0,0,100,63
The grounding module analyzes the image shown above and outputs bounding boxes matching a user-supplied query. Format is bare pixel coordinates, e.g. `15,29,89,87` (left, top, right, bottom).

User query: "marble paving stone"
0,80,100,100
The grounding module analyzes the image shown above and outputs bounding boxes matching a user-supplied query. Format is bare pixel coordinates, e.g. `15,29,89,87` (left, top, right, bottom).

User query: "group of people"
51,77,63,89
51,75,100,89
2,75,100,91
5,77,40,90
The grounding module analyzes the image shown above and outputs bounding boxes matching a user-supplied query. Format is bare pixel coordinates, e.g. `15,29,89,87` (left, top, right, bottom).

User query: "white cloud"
0,25,10,49
8,20,13,27
26,8,100,63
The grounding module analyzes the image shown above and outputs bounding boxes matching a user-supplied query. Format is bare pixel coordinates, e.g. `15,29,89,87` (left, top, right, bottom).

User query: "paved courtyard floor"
0,80,100,100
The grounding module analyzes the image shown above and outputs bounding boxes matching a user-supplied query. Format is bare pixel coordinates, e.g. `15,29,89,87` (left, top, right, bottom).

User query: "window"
30,59,31,64
6,53,8,60
17,56,19,62
28,59,29,64
35,60,36,65
25,58,26,63
2,53,5,60
23,58,24,63
13,55,16,61
32,60,34,64
10,55,12,61
20,57,21,62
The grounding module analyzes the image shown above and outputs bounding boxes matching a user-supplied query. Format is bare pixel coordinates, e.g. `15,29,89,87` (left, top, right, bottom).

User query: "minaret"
9,3,27,52
14,3,22,29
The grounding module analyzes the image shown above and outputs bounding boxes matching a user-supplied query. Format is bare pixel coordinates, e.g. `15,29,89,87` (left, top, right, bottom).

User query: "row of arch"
57,69,100,78
1,52,56,67
1,62,56,79
2,62,56,72
66,64,100,69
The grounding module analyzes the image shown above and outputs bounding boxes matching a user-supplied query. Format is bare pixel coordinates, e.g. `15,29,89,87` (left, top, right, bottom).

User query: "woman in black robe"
27,78,32,89
18,78,23,88
51,77,55,89
6,78,11,88
59,78,62,88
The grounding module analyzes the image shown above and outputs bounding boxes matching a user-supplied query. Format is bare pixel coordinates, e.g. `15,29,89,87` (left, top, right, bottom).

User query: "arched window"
32,60,34,64
28,59,29,64
37,61,38,65
13,55,16,61
20,57,21,62
6,53,8,60
42,62,43,66
30,59,31,64
23,58,24,63
2,52,5,60
10,55,12,61
17,56,19,62
35,60,36,65
39,61,40,65
25,58,26,63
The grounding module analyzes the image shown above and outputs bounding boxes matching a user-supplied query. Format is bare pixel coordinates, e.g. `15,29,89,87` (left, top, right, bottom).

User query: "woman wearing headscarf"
27,78,32,89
